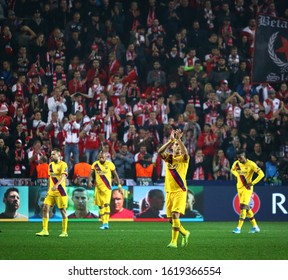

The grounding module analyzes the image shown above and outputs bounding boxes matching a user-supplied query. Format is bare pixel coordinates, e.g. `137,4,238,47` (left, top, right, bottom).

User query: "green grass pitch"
0,221,287,260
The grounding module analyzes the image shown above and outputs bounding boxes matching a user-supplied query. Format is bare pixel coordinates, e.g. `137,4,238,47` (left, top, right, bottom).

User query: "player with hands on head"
158,129,190,248
231,149,264,234
88,151,122,229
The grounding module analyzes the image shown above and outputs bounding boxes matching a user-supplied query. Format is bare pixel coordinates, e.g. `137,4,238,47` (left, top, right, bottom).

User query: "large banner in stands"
204,186,288,221
251,14,288,83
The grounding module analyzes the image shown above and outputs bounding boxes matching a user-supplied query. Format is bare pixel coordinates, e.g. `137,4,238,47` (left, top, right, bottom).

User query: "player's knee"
240,204,248,210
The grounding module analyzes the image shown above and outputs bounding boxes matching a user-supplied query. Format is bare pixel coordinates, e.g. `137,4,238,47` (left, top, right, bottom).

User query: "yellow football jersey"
48,161,68,196
91,160,116,191
231,159,261,189
162,153,190,192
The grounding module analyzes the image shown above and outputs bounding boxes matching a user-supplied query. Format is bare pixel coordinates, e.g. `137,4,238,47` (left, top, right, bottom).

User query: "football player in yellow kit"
158,129,190,248
231,149,264,234
88,151,122,229
36,147,69,237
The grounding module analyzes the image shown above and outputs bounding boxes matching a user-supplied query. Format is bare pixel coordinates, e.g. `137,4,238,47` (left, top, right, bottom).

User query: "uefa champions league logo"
233,192,261,215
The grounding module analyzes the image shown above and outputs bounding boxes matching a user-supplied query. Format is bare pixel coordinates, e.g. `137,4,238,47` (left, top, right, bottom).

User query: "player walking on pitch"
88,151,122,229
231,150,264,234
158,129,190,248
36,147,69,237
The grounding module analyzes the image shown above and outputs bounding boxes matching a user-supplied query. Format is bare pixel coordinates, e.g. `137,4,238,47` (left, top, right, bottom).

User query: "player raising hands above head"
158,129,190,248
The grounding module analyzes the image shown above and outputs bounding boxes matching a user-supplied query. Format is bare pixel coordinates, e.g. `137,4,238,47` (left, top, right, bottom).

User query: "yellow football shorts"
166,191,187,218
237,186,254,206
44,194,68,209
94,188,112,206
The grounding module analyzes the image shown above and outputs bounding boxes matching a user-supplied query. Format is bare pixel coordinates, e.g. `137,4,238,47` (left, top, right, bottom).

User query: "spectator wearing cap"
133,93,153,127
0,137,10,178
9,139,29,178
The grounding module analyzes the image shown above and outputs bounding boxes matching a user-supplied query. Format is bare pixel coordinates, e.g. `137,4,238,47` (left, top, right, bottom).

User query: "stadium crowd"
0,0,287,186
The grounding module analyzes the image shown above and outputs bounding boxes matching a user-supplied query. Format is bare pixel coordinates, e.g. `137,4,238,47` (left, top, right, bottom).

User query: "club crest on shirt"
168,163,178,169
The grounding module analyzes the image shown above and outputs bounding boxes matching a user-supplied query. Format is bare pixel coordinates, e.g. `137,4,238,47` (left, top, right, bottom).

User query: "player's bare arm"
157,129,175,158
112,170,122,188
175,129,189,159
88,169,95,188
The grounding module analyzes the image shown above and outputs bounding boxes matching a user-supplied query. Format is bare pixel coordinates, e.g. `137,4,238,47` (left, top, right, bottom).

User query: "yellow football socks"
62,218,68,233
171,218,180,244
43,217,48,231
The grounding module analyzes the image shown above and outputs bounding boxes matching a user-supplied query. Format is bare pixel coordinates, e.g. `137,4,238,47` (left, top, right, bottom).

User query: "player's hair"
4,187,19,198
236,149,246,157
52,147,61,153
